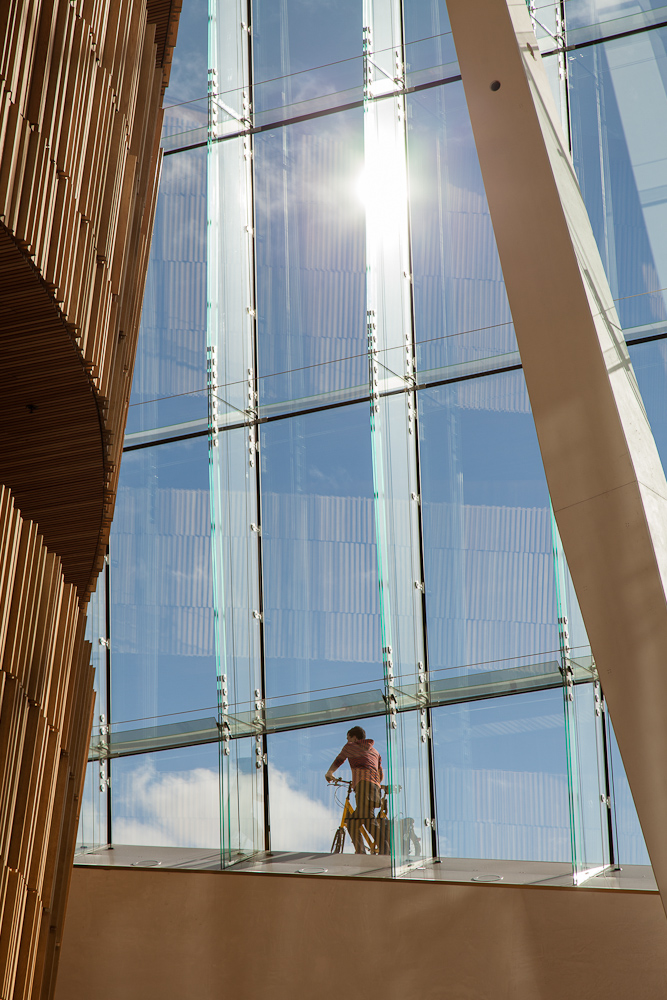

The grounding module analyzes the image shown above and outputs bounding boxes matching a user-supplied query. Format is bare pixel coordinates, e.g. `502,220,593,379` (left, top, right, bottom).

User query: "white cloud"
112,760,345,854
269,768,343,853
113,762,220,847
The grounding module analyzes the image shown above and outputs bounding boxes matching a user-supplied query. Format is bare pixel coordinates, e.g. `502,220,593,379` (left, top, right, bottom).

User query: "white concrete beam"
447,0,667,910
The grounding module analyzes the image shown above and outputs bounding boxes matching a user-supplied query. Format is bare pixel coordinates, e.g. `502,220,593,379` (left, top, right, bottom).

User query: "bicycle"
327,777,391,855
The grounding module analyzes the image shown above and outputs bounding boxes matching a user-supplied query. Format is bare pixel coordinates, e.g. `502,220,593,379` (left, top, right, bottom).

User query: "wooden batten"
0,2,182,998
0,489,97,1000
0,0,180,602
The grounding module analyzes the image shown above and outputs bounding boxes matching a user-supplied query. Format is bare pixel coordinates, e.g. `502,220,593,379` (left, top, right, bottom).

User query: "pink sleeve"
330,744,349,771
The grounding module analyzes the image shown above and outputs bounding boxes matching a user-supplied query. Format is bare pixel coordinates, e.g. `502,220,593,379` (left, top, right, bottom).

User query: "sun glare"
355,159,409,230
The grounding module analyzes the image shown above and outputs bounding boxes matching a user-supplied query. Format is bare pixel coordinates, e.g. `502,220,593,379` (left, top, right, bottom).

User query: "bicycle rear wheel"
331,827,346,853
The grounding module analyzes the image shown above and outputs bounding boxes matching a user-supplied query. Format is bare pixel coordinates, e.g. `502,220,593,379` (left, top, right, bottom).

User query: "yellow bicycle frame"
330,779,389,855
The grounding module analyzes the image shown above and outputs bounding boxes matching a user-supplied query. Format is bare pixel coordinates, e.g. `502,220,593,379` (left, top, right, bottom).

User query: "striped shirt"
330,739,383,790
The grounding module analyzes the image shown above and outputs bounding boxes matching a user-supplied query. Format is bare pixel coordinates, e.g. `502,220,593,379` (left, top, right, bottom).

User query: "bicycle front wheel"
331,827,346,854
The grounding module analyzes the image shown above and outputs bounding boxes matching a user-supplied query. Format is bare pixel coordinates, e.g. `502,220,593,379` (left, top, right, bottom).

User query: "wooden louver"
0,0,181,602
0,484,94,1000
0,1,182,998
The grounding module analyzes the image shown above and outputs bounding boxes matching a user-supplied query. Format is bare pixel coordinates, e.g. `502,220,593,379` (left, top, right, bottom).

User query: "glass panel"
417,370,559,678
76,761,108,853
607,716,651,866
126,147,208,435
267,718,388,858
551,512,607,880
528,1,563,53
542,53,569,133
370,391,432,869
221,737,265,864
207,134,255,421
208,0,255,420
80,579,110,851
387,708,432,867
109,437,216,723
569,28,667,338
403,0,458,86
565,0,667,46
260,404,382,700
111,745,220,849
363,0,412,384
360,0,432,873
629,339,667,462
100,714,219,757
161,0,208,151
370,393,423,688
211,426,262,730
254,111,367,408
432,689,571,862
251,0,363,122
566,681,610,878
407,82,517,382
85,568,109,749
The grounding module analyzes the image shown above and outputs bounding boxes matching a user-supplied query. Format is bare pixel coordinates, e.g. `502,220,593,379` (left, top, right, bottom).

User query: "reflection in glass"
569,29,667,335
565,0,667,45
268,719,388,855
101,0,667,884
542,53,568,129
418,370,558,675
630,339,667,464
403,0,458,86
127,147,208,434
566,682,609,875
161,0,208,149
386,708,431,869
527,1,562,52
254,111,366,405
251,0,362,118
432,690,570,861
110,438,215,723
260,404,382,700
607,718,651,865
85,568,108,745
211,426,262,716
551,510,606,877
369,389,432,870
77,761,108,852
370,393,424,684
111,745,220,848
407,82,516,379
221,737,265,863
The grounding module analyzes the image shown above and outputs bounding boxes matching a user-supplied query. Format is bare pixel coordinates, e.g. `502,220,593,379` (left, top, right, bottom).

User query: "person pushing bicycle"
325,726,383,854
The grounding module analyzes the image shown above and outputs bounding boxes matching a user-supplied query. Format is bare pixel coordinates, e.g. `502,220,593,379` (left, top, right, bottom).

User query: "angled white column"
448,0,667,909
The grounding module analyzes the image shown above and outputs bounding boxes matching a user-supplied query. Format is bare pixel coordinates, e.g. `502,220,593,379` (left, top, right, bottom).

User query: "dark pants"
348,780,381,854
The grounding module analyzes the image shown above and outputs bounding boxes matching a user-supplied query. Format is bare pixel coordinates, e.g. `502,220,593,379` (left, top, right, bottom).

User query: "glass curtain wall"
79,0,667,881
78,0,220,857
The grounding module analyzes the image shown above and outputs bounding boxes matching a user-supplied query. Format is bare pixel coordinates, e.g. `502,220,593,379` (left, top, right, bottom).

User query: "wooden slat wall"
0,2,182,997
0,485,94,1000
0,0,180,600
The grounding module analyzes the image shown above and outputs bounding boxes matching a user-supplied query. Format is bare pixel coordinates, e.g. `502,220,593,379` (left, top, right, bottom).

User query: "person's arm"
325,746,348,782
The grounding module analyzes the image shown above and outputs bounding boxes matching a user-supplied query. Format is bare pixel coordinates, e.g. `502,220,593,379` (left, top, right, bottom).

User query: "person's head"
347,726,366,743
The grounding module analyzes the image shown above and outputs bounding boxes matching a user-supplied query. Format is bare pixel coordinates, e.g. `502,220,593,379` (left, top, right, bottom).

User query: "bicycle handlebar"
326,778,401,792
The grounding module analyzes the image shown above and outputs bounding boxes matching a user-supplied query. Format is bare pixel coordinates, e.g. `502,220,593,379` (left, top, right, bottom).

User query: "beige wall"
56,867,667,1000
